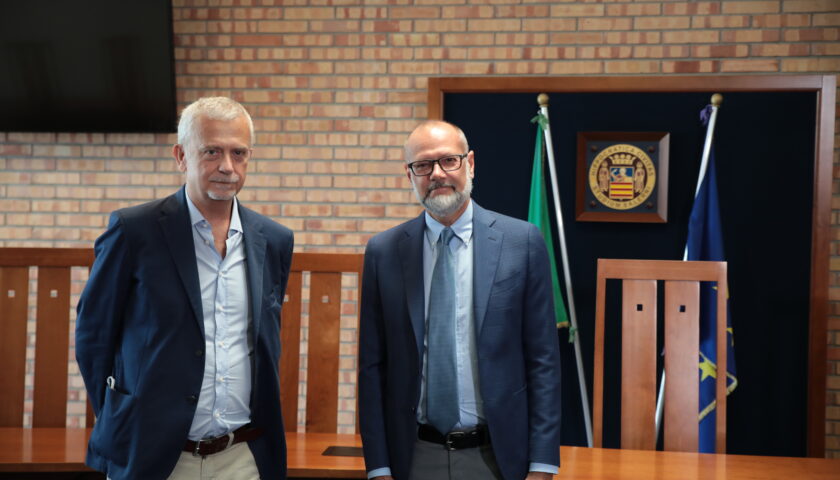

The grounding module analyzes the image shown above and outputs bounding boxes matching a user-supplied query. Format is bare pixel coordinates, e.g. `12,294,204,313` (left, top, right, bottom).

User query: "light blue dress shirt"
368,201,557,478
185,193,253,441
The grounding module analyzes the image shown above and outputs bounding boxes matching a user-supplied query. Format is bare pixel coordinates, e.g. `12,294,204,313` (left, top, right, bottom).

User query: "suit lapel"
398,214,426,361
239,206,267,342
472,203,502,336
159,187,204,335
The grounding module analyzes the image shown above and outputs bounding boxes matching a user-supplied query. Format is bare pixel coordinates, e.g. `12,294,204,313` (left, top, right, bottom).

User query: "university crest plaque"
576,132,669,223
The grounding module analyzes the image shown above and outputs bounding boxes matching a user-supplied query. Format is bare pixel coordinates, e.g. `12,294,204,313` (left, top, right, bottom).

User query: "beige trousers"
166,442,260,480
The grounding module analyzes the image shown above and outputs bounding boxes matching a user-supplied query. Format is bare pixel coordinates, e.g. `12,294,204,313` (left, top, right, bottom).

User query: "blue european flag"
686,105,738,453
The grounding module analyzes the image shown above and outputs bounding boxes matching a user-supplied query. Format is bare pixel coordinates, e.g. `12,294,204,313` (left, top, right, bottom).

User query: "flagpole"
538,93,593,447
655,93,723,441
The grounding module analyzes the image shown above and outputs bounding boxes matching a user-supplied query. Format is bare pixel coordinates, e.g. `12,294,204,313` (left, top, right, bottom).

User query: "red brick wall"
1,0,839,457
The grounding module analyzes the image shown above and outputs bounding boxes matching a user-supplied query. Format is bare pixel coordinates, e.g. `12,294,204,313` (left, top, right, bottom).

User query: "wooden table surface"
1,428,838,479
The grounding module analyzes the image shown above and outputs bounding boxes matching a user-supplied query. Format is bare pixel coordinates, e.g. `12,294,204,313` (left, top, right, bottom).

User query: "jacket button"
195,349,203,357
187,395,198,403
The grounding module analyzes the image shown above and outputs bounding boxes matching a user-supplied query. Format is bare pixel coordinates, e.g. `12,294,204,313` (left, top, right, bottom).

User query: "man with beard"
358,120,562,480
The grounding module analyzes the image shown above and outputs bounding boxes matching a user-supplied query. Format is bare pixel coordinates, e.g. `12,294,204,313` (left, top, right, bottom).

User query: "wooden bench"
0,248,366,478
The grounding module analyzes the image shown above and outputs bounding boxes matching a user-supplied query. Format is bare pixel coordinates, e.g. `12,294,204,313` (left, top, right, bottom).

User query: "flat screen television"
0,0,176,133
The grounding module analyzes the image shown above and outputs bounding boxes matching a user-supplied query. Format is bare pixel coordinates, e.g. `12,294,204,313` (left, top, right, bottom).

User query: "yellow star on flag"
699,356,717,381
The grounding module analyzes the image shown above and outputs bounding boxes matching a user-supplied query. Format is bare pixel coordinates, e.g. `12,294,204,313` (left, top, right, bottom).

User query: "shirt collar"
185,191,243,234
424,199,473,246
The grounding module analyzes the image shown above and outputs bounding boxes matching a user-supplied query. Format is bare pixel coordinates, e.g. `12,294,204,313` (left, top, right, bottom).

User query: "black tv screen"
0,0,176,133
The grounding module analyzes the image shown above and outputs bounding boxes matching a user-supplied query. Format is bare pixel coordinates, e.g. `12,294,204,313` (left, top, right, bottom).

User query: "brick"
0,144,32,155
467,19,521,32
391,33,441,46
364,20,414,33
335,205,387,218
443,33,495,46
494,62,550,75
692,45,750,58
548,61,604,75
722,30,781,42
607,3,662,16
635,16,691,30
663,2,721,15
784,28,840,41
693,15,751,28
604,32,661,45
752,14,812,27
751,43,811,56
782,57,840,72
390,6,440,18
663,60,719,74
550,4,605,17
813,44,840,55
634,45,691,58
523,18,577,32
305,190,359,203
814,13,840,26
335,7,388,20
785,0,840,13
580,17,633,31
663,30,721,44
605,60,661,74
256,21,307,33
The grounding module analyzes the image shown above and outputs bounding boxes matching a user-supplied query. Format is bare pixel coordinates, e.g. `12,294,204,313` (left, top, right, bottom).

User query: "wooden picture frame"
576,131,670,223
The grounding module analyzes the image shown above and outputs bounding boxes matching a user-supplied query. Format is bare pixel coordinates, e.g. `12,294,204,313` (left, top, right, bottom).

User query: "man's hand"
525,472,554,480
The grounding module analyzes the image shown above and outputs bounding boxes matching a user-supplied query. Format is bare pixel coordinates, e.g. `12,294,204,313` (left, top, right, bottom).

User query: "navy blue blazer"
76,187,293,480
358,203,562,480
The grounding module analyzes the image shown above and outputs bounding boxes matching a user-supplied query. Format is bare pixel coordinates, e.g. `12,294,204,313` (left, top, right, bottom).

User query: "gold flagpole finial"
538,93,549,108
711,93,723,107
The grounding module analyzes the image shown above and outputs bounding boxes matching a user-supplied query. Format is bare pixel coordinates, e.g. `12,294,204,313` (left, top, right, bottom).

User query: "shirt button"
214,412,220,418
194,349,203,357
186,395,198,403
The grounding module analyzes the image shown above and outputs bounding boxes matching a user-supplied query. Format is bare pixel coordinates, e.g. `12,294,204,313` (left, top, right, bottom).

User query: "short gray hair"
177,97,255,148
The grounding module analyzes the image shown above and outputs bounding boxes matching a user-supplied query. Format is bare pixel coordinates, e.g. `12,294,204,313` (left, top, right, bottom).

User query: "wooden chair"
592,258,728,453
0,248,95,429
279,252,364,434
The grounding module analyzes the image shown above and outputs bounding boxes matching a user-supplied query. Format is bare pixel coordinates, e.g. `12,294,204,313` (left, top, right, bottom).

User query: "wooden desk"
1,428,838,479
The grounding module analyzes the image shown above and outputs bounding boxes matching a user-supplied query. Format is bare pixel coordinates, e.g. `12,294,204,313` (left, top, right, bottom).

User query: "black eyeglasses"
407,153,467,176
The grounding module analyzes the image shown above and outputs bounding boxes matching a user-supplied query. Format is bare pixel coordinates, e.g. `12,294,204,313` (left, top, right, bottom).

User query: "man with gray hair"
77,97,293,479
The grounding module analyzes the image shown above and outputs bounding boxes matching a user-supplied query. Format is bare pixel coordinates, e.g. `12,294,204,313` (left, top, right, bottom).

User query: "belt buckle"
444,431,465,451
193,432,234,457
193,438,206,457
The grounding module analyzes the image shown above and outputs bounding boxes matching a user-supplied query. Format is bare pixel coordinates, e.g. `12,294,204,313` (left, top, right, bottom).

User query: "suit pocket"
491,271,522,297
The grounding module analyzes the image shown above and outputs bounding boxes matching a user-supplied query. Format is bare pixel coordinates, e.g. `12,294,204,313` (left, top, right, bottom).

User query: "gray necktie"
426,227,459,434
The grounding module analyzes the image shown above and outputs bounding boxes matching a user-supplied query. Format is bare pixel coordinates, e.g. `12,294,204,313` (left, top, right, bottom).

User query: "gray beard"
413,176,473,219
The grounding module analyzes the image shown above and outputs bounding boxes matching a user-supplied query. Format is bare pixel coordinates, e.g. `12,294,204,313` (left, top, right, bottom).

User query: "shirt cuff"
367,467,392,479
529,462,558,474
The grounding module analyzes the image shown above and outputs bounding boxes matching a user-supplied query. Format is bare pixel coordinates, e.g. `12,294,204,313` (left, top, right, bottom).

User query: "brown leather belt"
418,424,490,451
183,425,263,457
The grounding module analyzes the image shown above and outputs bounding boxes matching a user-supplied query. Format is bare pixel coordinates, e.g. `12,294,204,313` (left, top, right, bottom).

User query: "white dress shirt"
185,193,252,441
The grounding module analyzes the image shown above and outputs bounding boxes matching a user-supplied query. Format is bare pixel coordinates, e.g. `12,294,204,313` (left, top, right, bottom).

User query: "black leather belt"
418,424,490,451
183,424,263,457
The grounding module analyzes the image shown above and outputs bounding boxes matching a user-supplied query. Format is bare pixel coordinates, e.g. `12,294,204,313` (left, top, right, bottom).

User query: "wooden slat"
291,253,364,273
305,272,341,433
280,271,303,433
0,248,93,268
592,274,607,447
598,259,725,283
32,267,71,428
664,280,700,452
620,279,657,450
0,267,29,427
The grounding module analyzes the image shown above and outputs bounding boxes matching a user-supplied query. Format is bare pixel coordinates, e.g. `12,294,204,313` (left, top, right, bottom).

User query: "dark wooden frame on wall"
427,75,835,457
